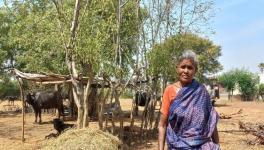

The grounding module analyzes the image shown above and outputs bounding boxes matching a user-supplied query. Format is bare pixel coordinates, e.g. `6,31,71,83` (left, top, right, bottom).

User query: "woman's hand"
212,126,219,144
158,114,168,150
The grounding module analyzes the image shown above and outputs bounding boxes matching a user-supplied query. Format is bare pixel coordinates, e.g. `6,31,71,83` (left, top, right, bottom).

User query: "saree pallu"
166,80,220,150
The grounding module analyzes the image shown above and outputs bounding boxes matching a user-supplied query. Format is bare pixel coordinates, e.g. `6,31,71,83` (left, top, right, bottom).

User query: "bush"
0,78,20,98
218,70,237,100
235,69,258,101
218,69,259,101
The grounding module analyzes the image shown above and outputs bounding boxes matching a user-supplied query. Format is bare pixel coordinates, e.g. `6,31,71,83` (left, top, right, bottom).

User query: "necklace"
173,82,182,93
174,82,182,88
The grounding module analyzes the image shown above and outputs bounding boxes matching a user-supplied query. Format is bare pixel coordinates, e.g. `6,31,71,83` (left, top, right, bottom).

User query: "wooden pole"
69,84,74,118
17,77,25,142
54,84,58,91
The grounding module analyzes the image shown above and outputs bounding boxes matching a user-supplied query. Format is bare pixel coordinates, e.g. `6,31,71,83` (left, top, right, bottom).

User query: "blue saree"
166,80,220,150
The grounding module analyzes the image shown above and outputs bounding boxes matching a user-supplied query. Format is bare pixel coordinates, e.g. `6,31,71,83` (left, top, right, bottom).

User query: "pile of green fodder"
42,128,121,150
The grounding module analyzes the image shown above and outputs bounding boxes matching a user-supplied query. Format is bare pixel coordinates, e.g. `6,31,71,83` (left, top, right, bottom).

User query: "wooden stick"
17,77,25,142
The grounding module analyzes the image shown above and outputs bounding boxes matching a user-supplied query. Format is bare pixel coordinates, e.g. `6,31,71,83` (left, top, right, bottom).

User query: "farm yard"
1,0,264,150
0,96,264,150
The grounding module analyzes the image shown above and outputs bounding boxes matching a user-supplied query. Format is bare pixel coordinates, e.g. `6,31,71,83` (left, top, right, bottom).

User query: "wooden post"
54,84,59,116
17,77,25,142
54,84,58,91
69,84,74,118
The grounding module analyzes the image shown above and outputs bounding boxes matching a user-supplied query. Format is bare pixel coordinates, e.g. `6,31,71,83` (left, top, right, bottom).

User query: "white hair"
178,50,198,70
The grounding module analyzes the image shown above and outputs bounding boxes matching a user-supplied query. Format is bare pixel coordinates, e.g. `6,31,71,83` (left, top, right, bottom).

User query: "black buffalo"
6,96,18,105
26,91,64,123
135,91,150,107
45,118,74,139
134,91,162,116
53,118,74,134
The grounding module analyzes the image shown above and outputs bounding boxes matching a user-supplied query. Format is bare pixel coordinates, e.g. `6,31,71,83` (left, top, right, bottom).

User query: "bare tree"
53,0,93,128
259,63,264,73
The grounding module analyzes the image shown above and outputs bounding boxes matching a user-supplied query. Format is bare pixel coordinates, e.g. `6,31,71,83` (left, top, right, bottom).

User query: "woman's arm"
212,126,219,144
158,114,168,150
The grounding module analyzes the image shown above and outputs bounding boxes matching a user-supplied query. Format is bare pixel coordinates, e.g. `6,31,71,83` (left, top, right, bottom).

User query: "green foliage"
120,89,133,99
259,63,264,73
218,70,237,93
0,7,15,73
0,77,20,98
147,33,222,82
1,0,216,89
1,0,141,80
8,1,67,74
235,69,258,101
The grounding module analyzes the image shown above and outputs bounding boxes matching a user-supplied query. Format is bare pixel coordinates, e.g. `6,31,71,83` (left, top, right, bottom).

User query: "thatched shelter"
12,69,74,142
12,68,114,142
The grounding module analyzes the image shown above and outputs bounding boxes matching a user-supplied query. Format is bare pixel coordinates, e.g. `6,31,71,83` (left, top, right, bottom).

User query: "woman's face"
177,59,196,85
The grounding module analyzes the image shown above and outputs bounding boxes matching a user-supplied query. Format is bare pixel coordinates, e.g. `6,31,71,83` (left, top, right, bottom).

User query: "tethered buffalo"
135,91,150,107
26,91,64,123
5,96,18,105
53,118,74,134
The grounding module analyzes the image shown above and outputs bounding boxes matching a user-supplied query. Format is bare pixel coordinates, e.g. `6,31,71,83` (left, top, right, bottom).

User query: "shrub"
218,69,259,101
235,69,258,101
218,70,237,100
0,78,20,98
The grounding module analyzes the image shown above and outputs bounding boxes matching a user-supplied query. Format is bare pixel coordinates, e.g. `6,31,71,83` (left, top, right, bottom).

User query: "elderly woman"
158,50,220,150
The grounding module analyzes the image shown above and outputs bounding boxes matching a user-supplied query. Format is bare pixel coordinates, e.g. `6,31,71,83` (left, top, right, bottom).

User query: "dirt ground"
0,97,264,150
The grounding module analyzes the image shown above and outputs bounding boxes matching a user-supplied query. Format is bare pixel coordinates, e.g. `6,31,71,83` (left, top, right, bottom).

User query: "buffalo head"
26,93,35,105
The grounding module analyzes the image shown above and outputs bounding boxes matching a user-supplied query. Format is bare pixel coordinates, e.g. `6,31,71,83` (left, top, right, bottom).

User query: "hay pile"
42,128,121,150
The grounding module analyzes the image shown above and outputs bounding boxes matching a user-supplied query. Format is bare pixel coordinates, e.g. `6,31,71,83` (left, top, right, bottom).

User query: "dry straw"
42,128,121,150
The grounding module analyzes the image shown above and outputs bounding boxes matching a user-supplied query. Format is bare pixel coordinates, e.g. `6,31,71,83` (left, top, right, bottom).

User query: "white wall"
260,73,264,84
233,83,241,95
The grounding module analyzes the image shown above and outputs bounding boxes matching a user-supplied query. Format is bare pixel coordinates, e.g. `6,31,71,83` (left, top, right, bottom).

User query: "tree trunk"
130,95,137,128
69,86,76,118
98,99,104,129
64,0,84,128
72,81,84,128
83,96,89,127
98,83,110,130
108,85,123,134
114,88,124,138
77,106,84,128
54,0,95,128
83,64,94,127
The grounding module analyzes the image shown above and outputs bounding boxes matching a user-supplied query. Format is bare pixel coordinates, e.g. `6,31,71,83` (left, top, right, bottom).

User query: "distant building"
233,83,241,95
259,73,264,84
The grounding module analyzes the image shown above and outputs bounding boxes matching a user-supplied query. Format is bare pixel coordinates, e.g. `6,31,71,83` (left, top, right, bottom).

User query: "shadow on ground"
214,103,230,107
105,125,158,150
0,110,21,118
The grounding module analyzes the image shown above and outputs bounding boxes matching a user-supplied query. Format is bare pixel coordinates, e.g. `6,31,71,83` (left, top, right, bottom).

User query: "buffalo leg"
57,108,61,119
34,112,38,123
38,110,42,124
33,108,38,123
58,105,64,120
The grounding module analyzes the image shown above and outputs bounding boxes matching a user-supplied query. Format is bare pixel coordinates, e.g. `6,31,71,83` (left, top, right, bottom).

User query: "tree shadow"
105,125,158,150
0,110,21,118
123,126,158,150
39,121,53,125
214,103,230,107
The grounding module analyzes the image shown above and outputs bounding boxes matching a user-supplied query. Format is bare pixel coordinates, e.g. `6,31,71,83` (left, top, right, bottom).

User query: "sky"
0,0,263,74
212,0,264,74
